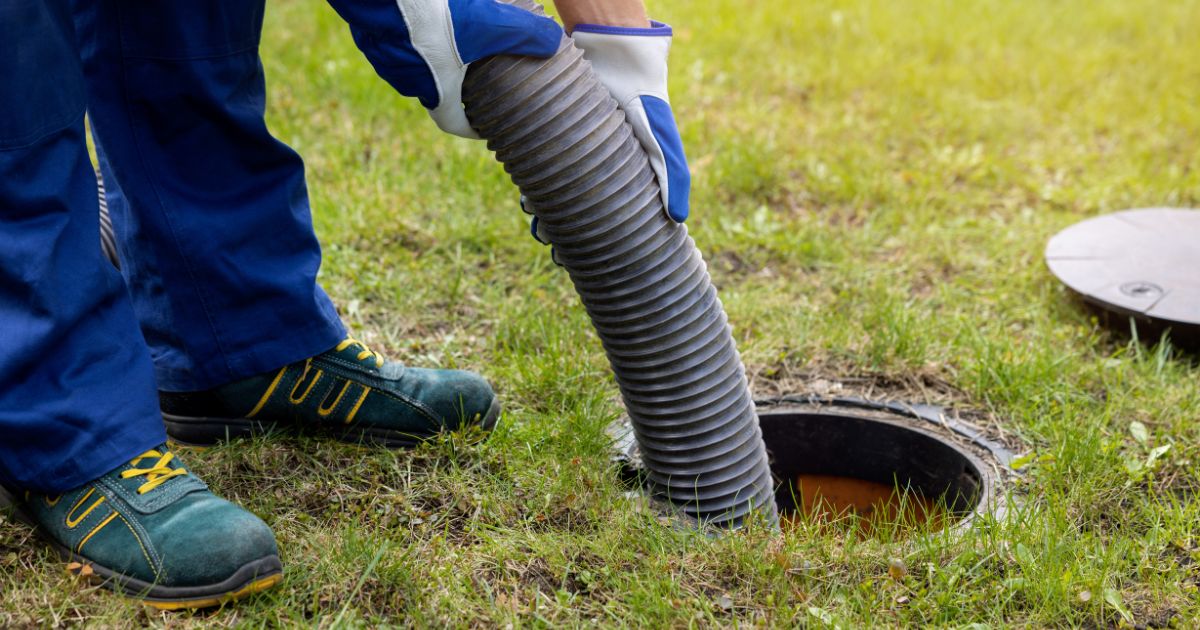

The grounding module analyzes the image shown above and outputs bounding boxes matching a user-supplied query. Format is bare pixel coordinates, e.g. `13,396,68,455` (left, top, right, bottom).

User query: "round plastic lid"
1045,208,1200,338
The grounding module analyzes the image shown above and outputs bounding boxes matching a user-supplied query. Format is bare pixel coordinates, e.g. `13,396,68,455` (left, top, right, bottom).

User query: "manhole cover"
1045,208,1200,351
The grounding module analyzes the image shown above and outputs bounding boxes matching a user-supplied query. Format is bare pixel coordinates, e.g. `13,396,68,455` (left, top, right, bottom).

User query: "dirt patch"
747,361,1026,456
749,360,968,405
473,550,609,611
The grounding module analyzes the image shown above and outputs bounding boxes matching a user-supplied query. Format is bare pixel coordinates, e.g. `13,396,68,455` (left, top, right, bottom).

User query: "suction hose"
463,2,779,528
90,5,776,526
97,170,120,268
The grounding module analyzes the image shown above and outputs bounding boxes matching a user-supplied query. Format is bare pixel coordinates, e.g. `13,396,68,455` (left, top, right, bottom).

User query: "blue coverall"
0,0,374,493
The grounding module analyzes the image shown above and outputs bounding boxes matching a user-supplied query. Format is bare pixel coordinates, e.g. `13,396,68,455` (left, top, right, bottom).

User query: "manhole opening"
612,397,1011,535
759,408,990,536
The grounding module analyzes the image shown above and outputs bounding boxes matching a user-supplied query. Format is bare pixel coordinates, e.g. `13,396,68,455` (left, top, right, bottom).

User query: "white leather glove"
572,21,691,222
329,0,563,138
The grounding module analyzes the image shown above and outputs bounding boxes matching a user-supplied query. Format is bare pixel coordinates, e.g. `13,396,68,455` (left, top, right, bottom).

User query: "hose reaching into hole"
92,6,779,527
463,1,778,528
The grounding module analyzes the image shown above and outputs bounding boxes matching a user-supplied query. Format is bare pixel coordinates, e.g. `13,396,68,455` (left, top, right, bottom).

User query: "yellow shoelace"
336,337,384,368
120,450,188,495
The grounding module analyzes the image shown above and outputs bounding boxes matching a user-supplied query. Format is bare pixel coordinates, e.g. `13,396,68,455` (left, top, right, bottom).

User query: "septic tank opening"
612,396,1012,535
759,406,991,535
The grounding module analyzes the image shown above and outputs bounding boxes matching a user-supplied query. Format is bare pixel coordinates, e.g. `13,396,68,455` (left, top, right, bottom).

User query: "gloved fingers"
332,0,561,139
570,20,690,222
624,97,691,223
429,88,480,139
522,196,552,244
529,216,551,245
450,0,563,64
527,214,560,267
431,0,562,137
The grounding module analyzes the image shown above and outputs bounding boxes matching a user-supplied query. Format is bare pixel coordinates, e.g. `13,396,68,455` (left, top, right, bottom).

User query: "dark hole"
758,409,985,535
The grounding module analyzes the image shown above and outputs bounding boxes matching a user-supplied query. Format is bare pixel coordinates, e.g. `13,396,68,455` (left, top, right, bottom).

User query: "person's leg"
0,0,164,494
72,0,345,393
1,2,283,608
71,0,498,447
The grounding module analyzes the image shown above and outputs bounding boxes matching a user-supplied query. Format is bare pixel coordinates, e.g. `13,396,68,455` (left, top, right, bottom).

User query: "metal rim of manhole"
1045,208,1200,352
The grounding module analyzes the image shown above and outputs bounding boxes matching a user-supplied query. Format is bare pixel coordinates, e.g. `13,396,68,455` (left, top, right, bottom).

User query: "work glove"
329,0,563,138
573,21,691,223
526,20,691,250
522,196,559,265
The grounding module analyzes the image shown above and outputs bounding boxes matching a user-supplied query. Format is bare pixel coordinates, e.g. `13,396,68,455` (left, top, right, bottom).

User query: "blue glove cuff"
571,21,672,37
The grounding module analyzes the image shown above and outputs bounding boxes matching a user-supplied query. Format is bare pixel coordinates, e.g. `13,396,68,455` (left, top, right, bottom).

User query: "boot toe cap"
397,367,496,431
154,495,280,588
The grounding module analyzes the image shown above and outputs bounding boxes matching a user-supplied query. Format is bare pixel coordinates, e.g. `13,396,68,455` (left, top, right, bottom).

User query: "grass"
3,0,1200,626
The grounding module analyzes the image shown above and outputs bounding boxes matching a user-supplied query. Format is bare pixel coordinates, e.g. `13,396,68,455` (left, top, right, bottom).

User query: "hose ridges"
463,3,778,528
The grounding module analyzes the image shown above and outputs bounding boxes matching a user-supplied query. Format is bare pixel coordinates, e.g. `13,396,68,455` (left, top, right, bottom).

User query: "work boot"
0,447,281,610
161,337,500,448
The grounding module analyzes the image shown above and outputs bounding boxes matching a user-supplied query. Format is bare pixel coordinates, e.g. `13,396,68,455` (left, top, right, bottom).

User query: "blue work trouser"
1,0,352,493
0,0,166,492
73,0,346,392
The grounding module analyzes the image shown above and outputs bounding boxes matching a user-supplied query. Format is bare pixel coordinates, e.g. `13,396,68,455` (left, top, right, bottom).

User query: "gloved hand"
572,21,691,223
328,0,563,138
522,196,559,265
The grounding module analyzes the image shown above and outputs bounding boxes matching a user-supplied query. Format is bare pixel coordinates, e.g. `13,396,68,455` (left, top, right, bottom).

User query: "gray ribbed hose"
463,2,778,528
90,6,776,526
98,170,120,268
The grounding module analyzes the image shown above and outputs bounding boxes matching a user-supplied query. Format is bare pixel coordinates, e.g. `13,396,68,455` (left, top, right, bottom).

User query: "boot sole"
163,397,502,449
1,483,282,610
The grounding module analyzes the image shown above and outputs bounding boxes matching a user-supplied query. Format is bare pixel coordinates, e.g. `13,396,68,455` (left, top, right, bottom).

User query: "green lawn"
4,0,1200,626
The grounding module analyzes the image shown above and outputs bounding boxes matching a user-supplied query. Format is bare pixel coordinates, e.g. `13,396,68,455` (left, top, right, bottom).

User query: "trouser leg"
72,0,345,392
0,0,165,493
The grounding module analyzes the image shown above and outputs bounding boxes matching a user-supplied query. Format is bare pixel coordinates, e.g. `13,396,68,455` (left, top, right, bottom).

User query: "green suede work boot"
0,447,281,610
160,338,500,448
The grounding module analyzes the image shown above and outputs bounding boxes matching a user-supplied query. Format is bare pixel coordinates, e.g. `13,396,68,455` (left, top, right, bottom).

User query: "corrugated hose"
463,1,778,528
